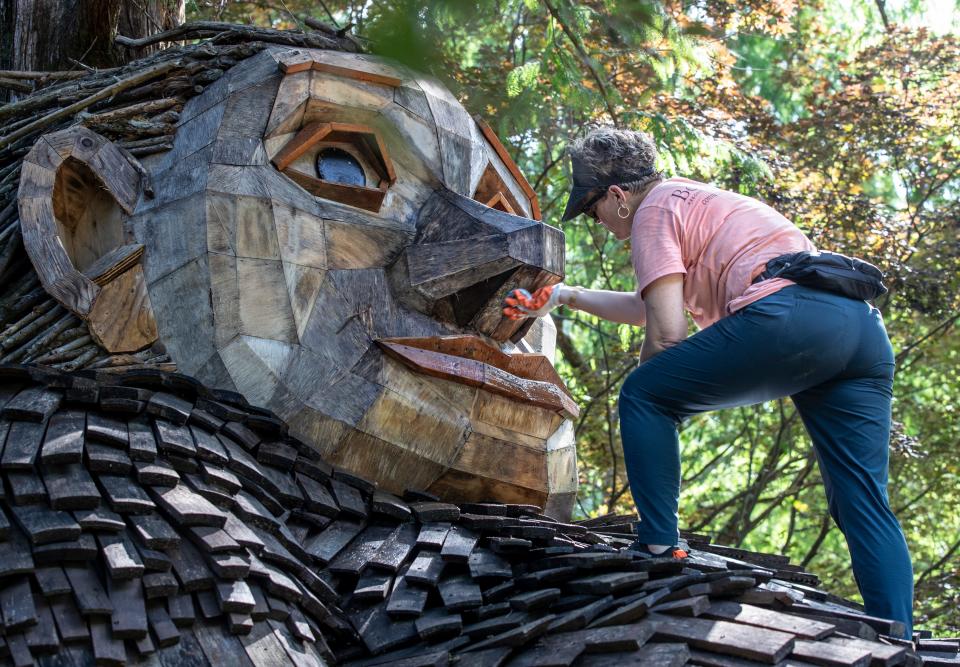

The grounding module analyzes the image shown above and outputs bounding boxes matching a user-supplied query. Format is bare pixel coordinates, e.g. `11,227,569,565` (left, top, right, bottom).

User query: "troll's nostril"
449,268,517,328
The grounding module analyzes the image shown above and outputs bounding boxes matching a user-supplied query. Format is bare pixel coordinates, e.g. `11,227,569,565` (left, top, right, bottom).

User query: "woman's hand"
503,283,565,320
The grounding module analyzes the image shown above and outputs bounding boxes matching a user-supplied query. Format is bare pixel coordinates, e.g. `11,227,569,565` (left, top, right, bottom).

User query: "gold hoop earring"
617,204,630,219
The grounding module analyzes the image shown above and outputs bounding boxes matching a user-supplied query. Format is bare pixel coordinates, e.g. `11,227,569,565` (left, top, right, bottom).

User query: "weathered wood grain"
2,418,46,469
790,638,872,666
108,576,149,638
87,263,160,353
50,595,89,643
151,482,228,527
368,523,418,572
41,409,85,463
11,503,81,545
3,386,62,422
647,612,796,663
473,116,540,220
704,600,836,639
377,341,577,419
265,69,311,138
385,570,429,619
18,127,143,319
406,550,446,587
65,564,113,616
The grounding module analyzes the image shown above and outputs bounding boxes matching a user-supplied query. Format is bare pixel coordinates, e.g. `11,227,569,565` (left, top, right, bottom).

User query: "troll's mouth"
375,335,578,418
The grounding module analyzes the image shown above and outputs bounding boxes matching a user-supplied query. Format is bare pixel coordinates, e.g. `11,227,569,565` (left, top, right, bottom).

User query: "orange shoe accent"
671,548,689,559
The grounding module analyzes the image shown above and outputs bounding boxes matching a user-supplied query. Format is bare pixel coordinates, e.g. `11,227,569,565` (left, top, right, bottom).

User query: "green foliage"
191,0,960,634
506,60,541,97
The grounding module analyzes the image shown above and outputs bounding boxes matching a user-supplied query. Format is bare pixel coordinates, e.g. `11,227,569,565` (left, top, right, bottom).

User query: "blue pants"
619,285,914,637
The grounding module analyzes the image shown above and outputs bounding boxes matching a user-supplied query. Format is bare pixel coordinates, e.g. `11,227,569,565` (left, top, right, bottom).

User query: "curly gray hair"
569,127,663,192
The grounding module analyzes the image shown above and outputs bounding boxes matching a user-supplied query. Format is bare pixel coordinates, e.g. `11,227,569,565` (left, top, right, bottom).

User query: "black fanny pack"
752,251,888,301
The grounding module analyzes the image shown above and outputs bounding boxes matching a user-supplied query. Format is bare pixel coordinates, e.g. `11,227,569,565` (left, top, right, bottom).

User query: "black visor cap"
560,155,654,222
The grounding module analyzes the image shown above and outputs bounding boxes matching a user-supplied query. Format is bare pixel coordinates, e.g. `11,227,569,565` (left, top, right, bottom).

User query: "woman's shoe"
624,540,690,559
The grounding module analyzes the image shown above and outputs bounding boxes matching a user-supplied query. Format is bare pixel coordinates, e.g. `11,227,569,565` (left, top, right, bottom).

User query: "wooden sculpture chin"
16,46,578,519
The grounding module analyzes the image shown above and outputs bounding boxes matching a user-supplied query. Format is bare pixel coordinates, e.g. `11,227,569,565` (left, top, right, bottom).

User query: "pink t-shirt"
631,177,816,329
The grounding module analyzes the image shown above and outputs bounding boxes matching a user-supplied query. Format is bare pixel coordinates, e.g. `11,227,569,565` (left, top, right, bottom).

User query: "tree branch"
895,309,960,366
800,514,833,569
541,0,621,125
916,534,960,587
0,59,180,150
874,0,892,32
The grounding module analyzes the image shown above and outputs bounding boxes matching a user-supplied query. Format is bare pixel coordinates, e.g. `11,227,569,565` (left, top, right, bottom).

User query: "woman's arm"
558,286,647,326
639,273,687,363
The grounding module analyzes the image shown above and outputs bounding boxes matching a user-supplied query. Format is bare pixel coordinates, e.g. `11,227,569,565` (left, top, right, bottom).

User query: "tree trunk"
1,0,184,99
116,0,186,63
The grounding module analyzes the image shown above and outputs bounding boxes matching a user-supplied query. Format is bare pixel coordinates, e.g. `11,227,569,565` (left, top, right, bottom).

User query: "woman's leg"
618,286,913,637
618,286,853,546
791,306,913,638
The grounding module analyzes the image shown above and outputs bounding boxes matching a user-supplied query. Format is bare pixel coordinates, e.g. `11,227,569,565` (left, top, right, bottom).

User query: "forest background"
3,0,955,635
184,0,960,634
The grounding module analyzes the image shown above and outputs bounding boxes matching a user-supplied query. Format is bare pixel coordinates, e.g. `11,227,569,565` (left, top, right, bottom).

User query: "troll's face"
17,47,577,518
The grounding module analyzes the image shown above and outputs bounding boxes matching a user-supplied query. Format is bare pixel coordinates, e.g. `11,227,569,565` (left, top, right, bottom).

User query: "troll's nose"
389,189,564,342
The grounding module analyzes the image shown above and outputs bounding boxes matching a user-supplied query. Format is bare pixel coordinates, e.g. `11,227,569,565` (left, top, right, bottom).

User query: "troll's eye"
316,147,365,187
270,122,395,213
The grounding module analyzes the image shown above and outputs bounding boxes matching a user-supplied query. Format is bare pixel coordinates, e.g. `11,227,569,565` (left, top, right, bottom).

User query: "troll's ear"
17,126,159,353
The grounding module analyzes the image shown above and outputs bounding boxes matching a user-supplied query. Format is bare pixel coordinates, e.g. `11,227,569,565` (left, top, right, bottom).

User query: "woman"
503,127,914,638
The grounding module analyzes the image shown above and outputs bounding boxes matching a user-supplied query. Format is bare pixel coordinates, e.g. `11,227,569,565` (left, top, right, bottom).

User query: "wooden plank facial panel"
235,195,281,260
210,252,241,348
546,447,579,496
149,257,218,376
213,137,268,166
274,202,326,269
451,431,547,495
282,263,326,341
308,72,394,113
131,193,209,284
265,70,311,139
206,192,238,255
473,391,565,440
218,338,284,411
332,428,447,497
473,116,540,220
323,220,408,270
87,264,160,353
355,360,472,466
218,75,280,141
237,258,297,342
427,467,547,508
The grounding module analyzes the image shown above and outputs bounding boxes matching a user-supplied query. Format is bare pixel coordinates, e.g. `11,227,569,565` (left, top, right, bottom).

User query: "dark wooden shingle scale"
0,367,936,666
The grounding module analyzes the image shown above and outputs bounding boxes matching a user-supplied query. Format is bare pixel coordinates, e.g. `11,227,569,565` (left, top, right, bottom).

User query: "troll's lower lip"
375,335,579,418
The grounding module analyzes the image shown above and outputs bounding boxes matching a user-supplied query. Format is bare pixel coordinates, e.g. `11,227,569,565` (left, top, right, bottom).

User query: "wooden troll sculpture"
13,38,578,520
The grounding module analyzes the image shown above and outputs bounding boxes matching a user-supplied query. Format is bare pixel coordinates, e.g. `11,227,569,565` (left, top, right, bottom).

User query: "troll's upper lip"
375,335,579,418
